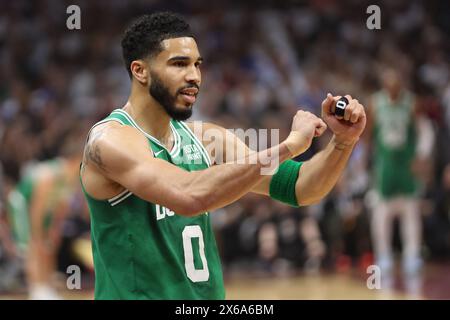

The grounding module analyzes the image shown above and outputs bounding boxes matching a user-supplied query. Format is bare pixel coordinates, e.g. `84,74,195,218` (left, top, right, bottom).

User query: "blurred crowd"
0,0,449,293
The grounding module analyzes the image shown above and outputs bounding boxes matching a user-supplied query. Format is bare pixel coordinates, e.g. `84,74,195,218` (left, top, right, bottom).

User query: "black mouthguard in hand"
334,97,349,117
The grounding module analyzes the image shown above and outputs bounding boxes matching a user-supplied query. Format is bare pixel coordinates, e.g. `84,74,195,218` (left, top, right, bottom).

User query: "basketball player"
367,68,434,292
80,12,366,299
7,127,84,299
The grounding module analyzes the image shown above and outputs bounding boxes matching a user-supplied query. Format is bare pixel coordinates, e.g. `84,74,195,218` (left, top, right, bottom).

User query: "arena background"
0,0,449,300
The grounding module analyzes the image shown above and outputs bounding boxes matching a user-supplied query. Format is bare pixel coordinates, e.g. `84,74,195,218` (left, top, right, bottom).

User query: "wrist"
279,142,295,161
331,135,358,150
282,140,296,158
284,131,308,158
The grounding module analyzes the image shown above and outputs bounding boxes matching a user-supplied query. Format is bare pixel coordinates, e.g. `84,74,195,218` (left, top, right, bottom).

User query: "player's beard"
149,72,194,121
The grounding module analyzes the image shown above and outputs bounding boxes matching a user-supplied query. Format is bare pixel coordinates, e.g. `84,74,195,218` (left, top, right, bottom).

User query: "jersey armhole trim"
108,189,133,206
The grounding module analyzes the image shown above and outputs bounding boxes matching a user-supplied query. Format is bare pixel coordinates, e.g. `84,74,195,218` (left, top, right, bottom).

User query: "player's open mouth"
179,88,198,104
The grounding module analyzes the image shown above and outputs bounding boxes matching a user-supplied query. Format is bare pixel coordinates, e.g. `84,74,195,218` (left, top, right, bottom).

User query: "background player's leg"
26,242,61,300
399,196,423,296
26,216,62,300
399,197,422,273
371,197,394,289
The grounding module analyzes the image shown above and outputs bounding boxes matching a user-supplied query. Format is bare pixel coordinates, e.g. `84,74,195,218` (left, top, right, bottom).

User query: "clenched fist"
284,110,327,157
321,93,367,145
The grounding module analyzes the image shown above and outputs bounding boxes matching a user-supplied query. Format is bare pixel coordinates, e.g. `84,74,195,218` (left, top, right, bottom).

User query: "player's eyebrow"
168,56,203,63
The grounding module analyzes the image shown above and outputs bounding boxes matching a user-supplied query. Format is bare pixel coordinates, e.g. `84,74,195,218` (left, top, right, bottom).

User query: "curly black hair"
121,12,193,78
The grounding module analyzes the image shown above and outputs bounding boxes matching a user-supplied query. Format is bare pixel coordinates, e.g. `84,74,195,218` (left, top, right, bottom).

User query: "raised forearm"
295,135,357,205
99,126,295,216
186,143,292,214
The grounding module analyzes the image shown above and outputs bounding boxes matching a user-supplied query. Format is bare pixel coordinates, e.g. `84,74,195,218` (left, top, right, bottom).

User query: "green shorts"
7,189,54,252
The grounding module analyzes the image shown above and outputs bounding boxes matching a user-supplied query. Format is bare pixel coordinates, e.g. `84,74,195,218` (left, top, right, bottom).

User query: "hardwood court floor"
224,273,413,300
0,272,416,300
3,261,450,300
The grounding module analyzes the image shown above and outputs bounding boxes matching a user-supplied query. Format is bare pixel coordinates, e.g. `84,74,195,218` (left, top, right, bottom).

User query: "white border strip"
108,189,129,203
110,191,133,206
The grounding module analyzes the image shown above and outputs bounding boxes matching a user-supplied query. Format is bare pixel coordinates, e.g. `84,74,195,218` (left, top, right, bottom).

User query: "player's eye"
173,61,188,67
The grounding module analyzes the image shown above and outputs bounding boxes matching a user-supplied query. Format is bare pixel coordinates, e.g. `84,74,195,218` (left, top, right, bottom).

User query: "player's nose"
185,65,201,85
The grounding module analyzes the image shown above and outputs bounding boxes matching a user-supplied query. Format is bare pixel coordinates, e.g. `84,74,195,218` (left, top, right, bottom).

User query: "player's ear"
130,60,148,85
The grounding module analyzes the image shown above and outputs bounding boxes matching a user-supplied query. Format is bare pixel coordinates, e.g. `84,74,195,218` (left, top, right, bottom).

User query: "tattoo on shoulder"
83,128,107,172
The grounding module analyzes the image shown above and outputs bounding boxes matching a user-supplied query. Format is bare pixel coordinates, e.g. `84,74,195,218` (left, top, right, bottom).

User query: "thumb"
322,93,335,115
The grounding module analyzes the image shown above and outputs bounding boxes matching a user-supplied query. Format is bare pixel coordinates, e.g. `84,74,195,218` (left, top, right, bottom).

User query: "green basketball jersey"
7,158,68,251
372,90,418,198
81,109,225,300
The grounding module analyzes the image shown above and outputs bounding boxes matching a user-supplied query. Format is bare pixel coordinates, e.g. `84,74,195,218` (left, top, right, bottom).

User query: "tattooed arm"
80,111,320,216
